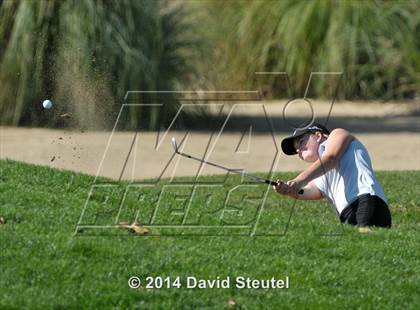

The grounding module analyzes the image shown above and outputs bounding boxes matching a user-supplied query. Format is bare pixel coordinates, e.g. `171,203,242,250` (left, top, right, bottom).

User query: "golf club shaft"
176,150,304,194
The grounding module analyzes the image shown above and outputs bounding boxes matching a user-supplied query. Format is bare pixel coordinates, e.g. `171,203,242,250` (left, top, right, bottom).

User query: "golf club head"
171,137,178,153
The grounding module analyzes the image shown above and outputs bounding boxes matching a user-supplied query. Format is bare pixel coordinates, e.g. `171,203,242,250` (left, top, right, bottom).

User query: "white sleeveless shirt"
312,139,387,215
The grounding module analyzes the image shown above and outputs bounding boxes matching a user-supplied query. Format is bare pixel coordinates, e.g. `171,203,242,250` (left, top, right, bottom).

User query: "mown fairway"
1,160,419,309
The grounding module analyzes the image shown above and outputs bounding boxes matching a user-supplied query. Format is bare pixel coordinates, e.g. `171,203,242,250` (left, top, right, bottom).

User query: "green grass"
1,159,419,309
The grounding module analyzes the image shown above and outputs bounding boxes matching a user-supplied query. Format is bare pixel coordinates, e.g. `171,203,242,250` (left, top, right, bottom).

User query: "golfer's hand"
286,179,305,196
273,179,290,195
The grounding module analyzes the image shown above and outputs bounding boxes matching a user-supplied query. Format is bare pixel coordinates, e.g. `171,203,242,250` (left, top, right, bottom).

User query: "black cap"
281,123,330,155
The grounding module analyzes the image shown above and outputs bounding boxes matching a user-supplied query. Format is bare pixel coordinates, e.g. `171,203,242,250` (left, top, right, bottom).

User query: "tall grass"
0,0,198,128
1,1,418,129
199,0,420,100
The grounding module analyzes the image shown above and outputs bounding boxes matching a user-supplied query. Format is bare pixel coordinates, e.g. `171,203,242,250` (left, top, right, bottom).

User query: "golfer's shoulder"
329,128,351,137
324,128,355,157
327,128,354,142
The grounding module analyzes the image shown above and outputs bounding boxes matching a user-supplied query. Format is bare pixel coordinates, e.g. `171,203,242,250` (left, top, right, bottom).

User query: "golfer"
273,123,392,228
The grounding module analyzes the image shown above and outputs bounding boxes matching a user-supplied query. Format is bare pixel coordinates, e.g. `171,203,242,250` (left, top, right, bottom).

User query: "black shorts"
339,194,392,228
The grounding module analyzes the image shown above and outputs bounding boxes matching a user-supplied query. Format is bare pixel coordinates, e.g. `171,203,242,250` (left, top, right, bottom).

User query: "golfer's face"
294,133,319,162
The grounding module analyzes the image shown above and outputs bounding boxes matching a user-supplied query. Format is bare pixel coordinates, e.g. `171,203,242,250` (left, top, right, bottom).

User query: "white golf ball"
42,99,53,109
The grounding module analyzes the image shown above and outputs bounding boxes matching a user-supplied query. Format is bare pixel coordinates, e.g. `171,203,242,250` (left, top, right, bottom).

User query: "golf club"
171,137,304,194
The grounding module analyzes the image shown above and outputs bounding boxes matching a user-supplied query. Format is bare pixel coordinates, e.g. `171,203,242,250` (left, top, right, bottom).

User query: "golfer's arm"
289,182,322,200
298,129,354,184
